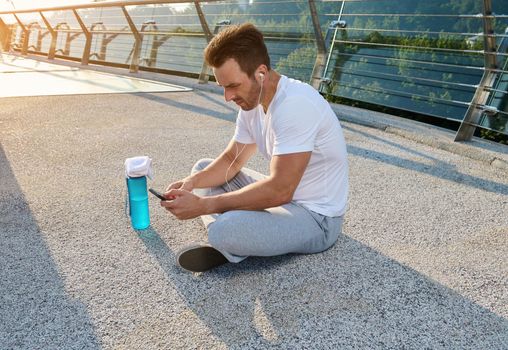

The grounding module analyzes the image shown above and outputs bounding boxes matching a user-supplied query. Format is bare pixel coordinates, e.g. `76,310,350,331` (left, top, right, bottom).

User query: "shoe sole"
177,244,229,272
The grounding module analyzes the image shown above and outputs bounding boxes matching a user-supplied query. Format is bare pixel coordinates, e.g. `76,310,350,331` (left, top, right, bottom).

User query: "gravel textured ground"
0,71,507,349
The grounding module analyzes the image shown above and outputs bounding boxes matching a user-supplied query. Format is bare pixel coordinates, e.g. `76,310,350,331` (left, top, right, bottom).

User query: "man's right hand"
165,177,194,198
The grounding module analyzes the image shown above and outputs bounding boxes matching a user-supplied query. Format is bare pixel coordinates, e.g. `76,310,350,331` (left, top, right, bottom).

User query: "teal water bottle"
127,176,150,230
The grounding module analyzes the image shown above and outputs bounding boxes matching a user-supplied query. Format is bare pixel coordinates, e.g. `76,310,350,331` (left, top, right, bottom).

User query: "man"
161,23,348,273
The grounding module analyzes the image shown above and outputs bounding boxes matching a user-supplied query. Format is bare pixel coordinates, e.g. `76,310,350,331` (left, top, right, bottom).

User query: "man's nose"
224,89,235,102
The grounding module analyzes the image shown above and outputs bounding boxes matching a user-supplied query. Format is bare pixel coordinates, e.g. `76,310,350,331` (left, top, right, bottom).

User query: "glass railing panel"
152,35,207,74
56,14,82,58
200,0,313,34
320,0,488,122
123,3,207,75
79,7,131,64
197,0,317,82
75,7,130,31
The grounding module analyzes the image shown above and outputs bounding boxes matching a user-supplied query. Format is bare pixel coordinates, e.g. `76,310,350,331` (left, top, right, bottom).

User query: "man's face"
213,58,261,111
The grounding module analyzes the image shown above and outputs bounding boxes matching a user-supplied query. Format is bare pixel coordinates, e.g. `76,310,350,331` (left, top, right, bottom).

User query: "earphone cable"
224,75,264,192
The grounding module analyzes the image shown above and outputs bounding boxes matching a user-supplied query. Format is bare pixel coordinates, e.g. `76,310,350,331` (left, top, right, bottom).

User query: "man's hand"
164,178,194,199
160,189,207,220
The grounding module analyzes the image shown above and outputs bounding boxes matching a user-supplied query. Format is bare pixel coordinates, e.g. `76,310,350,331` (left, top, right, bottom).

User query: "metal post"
0,18,5,50
122,6,141,73
73,9,91,65
0,18,10,51
308,0,326,89
55,23,72,55
26,22,38,50
89,23,107,60
148,35,158,68
152,32,172,67
194,1,212,42
455,0,498,141
13,14,29,55
140,21,156,67
26,22,41,51
36,27,44,51
320,1,346,94
195,0,213,84
39,12,56,59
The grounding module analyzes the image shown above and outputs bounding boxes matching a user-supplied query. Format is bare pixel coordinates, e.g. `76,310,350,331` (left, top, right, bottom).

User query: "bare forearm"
164,152,311,220
200,152,311,214
189,141,255,190
189,155,241,189
202,178,292,214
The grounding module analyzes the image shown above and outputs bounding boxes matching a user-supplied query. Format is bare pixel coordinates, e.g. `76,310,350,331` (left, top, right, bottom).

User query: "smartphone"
149,188,166,201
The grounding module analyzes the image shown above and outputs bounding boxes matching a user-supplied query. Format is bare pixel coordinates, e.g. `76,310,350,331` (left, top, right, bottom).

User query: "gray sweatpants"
192,159,343,263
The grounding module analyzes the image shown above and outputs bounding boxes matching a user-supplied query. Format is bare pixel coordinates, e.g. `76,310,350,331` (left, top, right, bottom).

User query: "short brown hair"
204,23,271,77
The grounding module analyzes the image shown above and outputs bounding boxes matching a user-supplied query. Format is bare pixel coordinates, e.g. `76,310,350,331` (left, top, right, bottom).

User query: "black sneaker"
176,243,229,272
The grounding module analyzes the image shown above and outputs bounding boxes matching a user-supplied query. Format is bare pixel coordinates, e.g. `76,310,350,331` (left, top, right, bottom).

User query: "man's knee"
207,211,243,253
191,158,214,175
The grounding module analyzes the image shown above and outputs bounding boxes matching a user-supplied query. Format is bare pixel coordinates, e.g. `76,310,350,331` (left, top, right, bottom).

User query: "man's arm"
165,138,256,193
162,151,311,219
206,151,311,211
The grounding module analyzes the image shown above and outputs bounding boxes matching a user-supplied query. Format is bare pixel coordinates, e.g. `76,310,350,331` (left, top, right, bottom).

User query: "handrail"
0,0,222,15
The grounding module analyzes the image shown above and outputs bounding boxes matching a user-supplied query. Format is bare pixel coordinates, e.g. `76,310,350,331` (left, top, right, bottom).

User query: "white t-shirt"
234,75,349,217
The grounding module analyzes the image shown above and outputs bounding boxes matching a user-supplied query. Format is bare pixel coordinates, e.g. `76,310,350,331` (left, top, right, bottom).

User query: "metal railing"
0,0,507,141
0,0,325,84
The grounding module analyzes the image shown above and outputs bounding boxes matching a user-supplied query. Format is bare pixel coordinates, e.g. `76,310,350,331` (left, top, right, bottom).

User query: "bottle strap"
124,177,130,217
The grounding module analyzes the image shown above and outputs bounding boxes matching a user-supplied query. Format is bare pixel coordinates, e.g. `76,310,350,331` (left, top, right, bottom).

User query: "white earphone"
225,71,265,191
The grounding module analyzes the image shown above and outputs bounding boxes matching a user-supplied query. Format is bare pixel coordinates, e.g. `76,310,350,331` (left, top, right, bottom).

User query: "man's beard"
237,80,262,111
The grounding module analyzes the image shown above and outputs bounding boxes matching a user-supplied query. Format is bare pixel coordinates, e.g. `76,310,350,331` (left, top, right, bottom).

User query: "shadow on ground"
0,144,100,349
139,227,508,348
140,91,237,123
344,125,508,195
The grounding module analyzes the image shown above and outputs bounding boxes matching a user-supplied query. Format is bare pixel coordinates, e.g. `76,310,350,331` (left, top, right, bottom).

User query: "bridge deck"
1,55,507,349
